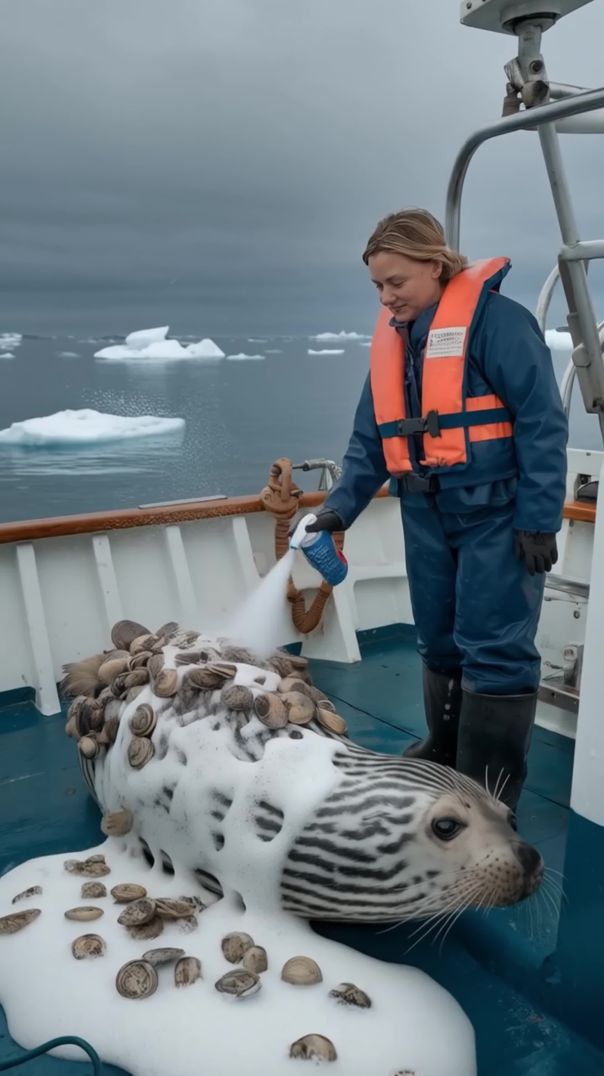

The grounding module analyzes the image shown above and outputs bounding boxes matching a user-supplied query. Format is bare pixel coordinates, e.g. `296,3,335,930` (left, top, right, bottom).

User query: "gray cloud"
0,0,602,333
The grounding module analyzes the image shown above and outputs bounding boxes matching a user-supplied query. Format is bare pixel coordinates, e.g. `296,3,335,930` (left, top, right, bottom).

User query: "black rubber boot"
456,690,538,810
403,666,462,767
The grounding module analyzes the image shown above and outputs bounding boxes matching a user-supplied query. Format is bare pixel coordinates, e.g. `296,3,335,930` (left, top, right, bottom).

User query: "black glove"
514,531,558,575
304,508,346,534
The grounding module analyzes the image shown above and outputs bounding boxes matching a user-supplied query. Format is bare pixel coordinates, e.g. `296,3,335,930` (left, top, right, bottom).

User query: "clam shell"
72,933,106,960
174,955,202,987
155,620,179,641
174,650,205,666
154,898,198,920
0,909,41,934
117,898,157,927
278,677,313,696
289,1035,337,1062
214,969,260,998
288,653,309,671
328,982,372,1008
152,669,179,698
221,685,253,712
128,736,155,769
116,959,158,1000
281,956,322,985
11,885,42,904
64,856,110,877
79,699,104,733
253,692,288,728
147,654,165,680
78,735,101,759
130,633,159,656
186,667,228,691
81,882,107,899
221,932,254,964
104,716,120,745
98,657,130,685
64,906,104,922
128,916,164,941
313,694,336,712
111,883,148,904
242,946,268,974
317,709,348,736
111,672,130,698
142,946,185,967
124,668,150,690
268,655,294,677
220,645,255,663
282,691,316,725
101,809,134,837
129,704,157,738
129,650,153,670
111,620,151,652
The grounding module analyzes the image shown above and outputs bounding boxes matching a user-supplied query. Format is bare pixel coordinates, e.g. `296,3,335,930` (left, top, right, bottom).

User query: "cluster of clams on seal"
62,618,349,769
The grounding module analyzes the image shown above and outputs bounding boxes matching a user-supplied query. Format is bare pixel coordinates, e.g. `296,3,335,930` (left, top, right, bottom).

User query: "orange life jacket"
370,258,514,475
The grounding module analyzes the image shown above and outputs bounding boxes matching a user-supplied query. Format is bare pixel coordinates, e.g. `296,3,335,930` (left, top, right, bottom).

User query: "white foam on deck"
0,845,474,1076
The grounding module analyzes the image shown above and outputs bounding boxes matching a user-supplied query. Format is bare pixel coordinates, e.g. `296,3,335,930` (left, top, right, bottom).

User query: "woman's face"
368,251,443,322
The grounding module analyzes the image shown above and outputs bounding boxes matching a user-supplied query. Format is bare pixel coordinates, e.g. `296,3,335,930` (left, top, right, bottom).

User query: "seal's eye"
431,817,465,841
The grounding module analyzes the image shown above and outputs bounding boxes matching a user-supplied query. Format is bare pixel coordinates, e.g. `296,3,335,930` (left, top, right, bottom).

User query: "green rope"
0,1036,103,1073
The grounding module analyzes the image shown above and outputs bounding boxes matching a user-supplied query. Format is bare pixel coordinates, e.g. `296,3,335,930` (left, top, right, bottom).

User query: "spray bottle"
289,513,348,586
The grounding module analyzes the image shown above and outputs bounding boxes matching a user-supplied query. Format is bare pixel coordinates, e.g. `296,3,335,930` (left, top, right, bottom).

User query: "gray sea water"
0,333,598,524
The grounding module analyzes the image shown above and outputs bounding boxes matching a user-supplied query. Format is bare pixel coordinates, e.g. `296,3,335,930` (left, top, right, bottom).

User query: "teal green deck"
1,626,603,1075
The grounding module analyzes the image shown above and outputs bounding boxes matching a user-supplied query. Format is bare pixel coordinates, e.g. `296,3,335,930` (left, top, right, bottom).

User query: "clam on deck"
0,626,602,1076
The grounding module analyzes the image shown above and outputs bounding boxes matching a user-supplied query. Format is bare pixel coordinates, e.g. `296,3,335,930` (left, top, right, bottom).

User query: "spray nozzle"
289,513,317,550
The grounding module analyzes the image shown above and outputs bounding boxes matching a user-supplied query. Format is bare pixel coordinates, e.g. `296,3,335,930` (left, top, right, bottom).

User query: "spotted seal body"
62,620,543,924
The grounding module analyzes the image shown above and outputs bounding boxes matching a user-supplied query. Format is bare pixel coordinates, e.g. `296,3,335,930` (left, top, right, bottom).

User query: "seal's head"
283,754,544,923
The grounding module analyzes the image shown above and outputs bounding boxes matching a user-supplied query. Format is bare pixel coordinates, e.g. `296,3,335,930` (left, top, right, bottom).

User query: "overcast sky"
1,0,603,335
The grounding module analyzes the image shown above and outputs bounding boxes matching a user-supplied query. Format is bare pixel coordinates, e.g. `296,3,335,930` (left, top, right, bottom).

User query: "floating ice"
0,352,15,360
312,330,368,342
0,409,185,447
58,351,80,358
95,327,225,362
307,348,345,356
0,332,22,350
125,326,170,348
227,352,265,361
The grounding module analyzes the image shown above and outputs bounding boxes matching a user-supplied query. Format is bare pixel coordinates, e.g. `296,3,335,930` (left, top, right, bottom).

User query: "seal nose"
512,841,544,893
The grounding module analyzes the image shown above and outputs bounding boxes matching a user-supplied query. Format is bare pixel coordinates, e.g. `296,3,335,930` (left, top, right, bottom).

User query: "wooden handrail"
0,489,590,544
563,500,596,524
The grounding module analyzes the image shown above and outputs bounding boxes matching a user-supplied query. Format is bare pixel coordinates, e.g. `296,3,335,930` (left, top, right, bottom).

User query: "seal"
61,619,543,926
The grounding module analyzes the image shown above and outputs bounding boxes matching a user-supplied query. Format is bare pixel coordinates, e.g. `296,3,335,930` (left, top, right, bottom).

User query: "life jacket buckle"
396,410,441,439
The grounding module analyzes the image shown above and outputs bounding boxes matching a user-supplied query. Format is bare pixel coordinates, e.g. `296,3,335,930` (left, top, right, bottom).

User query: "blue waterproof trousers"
400,496,545,694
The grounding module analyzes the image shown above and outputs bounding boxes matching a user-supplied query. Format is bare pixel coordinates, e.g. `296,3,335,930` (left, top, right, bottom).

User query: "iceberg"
312,330,368,341
95,326,225,361
0,332,22,350
0,409,185,447
227,352,265,361
308,348,345,355
125,325,170,348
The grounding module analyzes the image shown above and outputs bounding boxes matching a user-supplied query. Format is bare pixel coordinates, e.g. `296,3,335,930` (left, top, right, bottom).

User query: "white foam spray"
227,548,296,658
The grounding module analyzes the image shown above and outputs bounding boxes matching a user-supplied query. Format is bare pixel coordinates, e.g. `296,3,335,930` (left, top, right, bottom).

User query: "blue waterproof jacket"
325,290,568,533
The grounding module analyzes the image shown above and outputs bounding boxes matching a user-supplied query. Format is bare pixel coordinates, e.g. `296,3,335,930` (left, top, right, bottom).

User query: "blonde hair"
362,208,467,282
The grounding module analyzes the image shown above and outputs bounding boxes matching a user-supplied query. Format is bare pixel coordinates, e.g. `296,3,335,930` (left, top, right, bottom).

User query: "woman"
308,208,568,810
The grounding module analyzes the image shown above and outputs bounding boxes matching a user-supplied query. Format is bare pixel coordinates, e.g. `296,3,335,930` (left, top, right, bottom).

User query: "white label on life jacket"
426,326,467,358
